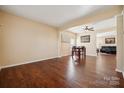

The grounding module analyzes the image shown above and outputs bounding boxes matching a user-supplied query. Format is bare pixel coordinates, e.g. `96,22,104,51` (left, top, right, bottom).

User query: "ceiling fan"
82,26,94,31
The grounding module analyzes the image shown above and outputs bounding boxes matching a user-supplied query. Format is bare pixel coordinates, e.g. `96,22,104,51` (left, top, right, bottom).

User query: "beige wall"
116,15,123,72
122,5,124,72
0,25,1,68
77,31,97,56
97,35,117,49
61,31,76,56
0,11,59,67
123,6,124,73
0,27,2,68
0,11,3,68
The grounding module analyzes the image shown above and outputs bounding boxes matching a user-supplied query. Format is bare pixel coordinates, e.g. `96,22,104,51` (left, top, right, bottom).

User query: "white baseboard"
115,69,124,79
60,54,70,57
1,56,59,69
122,72,124,79
115,68,123,72
57,56,62,58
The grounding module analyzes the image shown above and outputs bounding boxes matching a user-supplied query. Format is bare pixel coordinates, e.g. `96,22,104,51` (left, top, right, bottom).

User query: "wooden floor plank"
0,54,124,88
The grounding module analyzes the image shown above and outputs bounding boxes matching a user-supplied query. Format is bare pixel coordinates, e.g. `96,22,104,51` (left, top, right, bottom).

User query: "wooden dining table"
72,46,86,58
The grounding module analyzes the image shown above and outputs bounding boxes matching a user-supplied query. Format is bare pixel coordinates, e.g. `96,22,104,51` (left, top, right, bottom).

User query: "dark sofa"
100,46,116,54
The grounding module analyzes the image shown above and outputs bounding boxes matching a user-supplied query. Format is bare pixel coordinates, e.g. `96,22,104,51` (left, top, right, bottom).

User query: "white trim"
1,56,59,69
115,68,123,72
87,54,97,57
61,54,97,57
122,72,124,78
60,54,70,57
57,56,62,58
115,69,124,79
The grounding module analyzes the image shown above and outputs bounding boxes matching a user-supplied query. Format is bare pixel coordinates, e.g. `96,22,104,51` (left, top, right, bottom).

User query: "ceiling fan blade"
89,27,94,29
89,29,94,31
81,27,86,30
81,26,94,31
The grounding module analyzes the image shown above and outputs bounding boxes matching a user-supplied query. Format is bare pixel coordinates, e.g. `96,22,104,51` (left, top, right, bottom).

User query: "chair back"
72,46,76,51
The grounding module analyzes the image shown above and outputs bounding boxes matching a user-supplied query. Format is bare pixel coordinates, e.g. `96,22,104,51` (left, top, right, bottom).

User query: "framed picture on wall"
105,37,115,44
81,35,90,43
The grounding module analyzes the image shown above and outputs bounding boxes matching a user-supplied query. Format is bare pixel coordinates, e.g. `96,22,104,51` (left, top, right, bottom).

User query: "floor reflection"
72,55,86,65
66,55,86,80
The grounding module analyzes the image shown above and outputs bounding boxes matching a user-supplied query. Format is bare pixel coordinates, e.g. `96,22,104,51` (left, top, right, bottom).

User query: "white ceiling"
68,17,116,33
0,5,114,28
93,17,116,30
96,31,117,37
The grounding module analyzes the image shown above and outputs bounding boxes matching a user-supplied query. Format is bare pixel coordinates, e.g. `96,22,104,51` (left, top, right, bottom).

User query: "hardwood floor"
0,54,124,88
